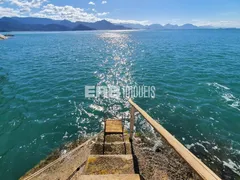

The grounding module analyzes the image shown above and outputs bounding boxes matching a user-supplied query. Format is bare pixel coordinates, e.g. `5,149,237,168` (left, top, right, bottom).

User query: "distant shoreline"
1,28,239,34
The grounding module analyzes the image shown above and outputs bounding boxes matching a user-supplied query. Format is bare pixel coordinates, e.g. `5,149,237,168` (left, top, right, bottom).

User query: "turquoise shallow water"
0,30,240,179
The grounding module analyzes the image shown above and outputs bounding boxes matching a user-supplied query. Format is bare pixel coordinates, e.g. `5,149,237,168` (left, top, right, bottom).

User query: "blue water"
0,30,240,179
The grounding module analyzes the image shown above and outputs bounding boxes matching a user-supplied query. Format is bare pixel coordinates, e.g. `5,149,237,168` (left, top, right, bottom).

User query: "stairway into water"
71,119,141,180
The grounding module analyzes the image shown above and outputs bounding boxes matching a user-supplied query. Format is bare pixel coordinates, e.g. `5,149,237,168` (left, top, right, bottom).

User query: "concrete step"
105,120,123,134
91,142,132,155
97,133,130,143
72,174,140,180
84,155,135,175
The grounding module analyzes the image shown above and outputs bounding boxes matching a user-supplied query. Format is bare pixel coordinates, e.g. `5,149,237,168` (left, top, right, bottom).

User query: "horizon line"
1,16,240,29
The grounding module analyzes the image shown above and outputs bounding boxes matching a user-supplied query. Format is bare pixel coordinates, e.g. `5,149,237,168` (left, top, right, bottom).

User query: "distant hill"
0,18,72,31
118,23,214,30
164,24,179,29
147,24,164,29
179,24,198,29
11,17,56,25
117,23,146,29
58,20,78,28
72,24,95,31
0,17,129,31
40,24,71,31
80,20,129,30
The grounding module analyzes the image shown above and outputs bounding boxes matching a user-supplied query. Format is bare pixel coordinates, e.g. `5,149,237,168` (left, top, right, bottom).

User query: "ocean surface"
0,30,240,179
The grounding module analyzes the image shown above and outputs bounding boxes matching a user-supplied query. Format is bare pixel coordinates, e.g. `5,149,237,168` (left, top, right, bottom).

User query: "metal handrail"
128,98,221,180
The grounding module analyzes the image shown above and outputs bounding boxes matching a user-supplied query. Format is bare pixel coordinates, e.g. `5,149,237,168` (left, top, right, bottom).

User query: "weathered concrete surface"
97,133,130,143
105,120,123,133
84,155,135,175
132,134,201,180
72,174,140,180
91,142,132,154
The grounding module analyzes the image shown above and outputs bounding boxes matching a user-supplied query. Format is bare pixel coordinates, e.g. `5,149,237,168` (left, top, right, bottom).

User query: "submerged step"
91,142,132,154
84,155,135,175
72,174,140,180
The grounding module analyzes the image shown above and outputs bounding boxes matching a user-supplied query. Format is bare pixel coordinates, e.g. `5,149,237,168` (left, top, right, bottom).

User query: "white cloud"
97,12,109,16
29,4,148,25
31,4,100,22
88,1,95,5
0,2,150,26
102,1,107,4
0,7,21,17
9,0,47,12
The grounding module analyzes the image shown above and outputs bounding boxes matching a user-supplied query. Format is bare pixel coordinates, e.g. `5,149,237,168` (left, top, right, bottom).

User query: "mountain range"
0,17,128,31
119,23,215,29
0,17,227,32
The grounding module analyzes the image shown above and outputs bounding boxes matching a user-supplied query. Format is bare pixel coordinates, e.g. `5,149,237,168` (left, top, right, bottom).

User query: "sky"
0,0,240,27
